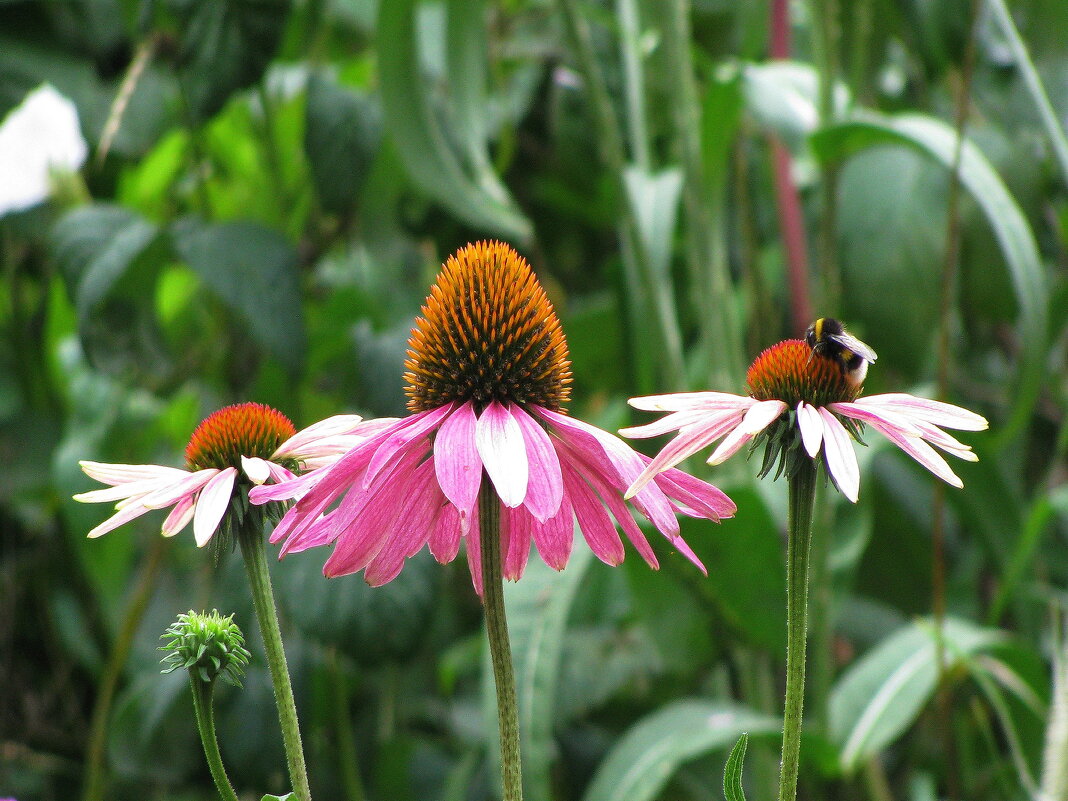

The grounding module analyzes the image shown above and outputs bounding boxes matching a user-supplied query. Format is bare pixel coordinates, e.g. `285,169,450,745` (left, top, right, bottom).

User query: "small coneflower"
623,339,988,503
251,241,736,591
74,404,378,546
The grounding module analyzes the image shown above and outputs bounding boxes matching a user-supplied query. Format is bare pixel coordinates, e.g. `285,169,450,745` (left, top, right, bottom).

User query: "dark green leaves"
723,733,750,801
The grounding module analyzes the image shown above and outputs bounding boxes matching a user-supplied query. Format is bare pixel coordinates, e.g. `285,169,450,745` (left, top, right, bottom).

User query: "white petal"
706,400,786,465
474,401,528,508
817,407,860,503
858,394,988,431
272,414,365,458
78,460,188,486
192,467,237,547
241,456,272,485
628,391,754,412
796,402,824,458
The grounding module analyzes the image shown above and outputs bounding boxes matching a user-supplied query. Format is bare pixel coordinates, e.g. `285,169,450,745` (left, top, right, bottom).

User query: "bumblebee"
805,317,878,386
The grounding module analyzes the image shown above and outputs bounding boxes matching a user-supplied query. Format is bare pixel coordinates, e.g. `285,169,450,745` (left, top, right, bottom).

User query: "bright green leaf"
723,733,749,801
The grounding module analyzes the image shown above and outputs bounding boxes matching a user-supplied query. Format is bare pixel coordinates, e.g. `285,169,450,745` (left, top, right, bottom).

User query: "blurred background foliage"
2,0,1068,799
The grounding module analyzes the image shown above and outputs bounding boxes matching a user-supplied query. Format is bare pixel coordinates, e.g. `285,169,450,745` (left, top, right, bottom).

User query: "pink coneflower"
623,339,988,503
251,241,736,591
74,404,377,546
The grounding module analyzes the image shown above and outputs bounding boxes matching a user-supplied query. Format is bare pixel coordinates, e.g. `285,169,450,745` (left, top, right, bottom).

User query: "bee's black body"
805,317,878,386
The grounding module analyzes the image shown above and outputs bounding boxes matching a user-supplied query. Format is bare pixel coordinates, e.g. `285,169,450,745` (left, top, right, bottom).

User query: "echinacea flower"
74,403,378,546
622,339,988,503
251,241,736,591
0,84,88,216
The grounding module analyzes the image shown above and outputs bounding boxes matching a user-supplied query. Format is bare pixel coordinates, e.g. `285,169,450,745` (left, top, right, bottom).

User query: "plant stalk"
778,459,818,801
238,521,313,801
189,677,241,801
479,482,524,801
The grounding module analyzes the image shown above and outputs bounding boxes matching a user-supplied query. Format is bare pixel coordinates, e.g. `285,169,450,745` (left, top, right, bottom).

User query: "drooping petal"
241,456,272,485
868,420,964,488
623,408,748,498
858,394,988,431
560,459,625,567
511,404,563,522
618,408,726,439
652,466,737,521
78,461,188,486
912,421,978,461
73,478,175,504
139,469,217,509
429,503,463,564
796,402,824,458
529,490,574,571
707,400,787,465
86,501,153,539
466,511,483,597
364,404,454,488
817,408,860,503
475,400,528,508
363,459,442,586
502,506,533,581
192,467,238,547
272,414,366,458
828,401,921,438
162,495,196,537
627,391,754,412
434,401,482,514
579,462,659,570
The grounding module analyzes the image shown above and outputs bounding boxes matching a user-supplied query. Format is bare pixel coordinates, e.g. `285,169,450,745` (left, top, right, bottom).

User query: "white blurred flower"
0,84,88,216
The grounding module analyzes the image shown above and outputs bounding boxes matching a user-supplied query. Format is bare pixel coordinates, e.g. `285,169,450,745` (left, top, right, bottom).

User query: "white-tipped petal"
192,467,237,547
241,456,272,485
817,407,860,503
796,402,824,458
475,401,528,508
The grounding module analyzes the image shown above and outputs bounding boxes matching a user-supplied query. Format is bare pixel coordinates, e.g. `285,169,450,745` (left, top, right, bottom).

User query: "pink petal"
466,511,483,597
817,408,860,503
828,401,921,437
501,506,534,581
429,503,463,564
475,400,528,508
913,422,977,460
859,394,988,431
73,479,170,504
530,492,574,571
139,470,217,509
272,414,366,458
434,401,482,513
193,467,238,547
161,495,195,537
560,459,625,567
511,404,563,522
362,459,442,586
628,391,754,412
868,420,964,488
580,462,659,570
618,408,724,439
78,461,188,486
796,402,824,458
86,501,153,539
707,400,786,465
364,404,453,488
623,409,748,498
652,466,737,521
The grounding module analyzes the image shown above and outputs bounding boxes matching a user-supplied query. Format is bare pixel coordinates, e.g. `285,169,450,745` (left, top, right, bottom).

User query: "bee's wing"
831,332,877,362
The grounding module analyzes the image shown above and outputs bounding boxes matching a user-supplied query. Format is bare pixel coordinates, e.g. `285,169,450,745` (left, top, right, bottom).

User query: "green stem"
189,677,241,801
238,523,313,801
778,460,818,801
479,482,523,801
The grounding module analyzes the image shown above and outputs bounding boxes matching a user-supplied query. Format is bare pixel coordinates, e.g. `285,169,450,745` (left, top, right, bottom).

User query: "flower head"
0,84,88,216
74,403,377,546
160,610,252,687
252,242,735,592
622,338,988,503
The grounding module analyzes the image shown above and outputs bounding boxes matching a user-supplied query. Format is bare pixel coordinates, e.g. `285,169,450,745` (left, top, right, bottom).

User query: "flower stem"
479,482,524,801
238,522,313,801
778,459,818,801
188,677,240,801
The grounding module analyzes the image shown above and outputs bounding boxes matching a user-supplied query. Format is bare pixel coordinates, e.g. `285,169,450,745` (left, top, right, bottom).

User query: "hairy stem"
480,483,523,801
189,678,240,801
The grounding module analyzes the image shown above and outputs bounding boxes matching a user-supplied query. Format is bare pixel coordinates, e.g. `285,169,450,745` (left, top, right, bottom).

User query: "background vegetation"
2,0,1067,799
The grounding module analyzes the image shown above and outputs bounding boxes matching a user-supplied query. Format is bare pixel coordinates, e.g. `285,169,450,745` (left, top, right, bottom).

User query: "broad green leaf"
377,0,532,241
483,541,593,801
303,73,382,212
829,616,1006,772
741,61,850,148
582,700,780,801
623,166,683,285
161,0,290,123
811,113,1048,446
723,733,749,801
172,218,306,372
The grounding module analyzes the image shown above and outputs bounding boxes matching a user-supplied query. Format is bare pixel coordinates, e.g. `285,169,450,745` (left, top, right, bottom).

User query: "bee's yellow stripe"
814,318,824,340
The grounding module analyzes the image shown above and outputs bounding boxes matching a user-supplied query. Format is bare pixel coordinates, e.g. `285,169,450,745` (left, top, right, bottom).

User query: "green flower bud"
160,610,251,687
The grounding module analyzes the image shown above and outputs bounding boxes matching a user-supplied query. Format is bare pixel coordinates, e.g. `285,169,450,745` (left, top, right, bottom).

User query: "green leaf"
172,218,306,372
582,701,780,801
162,0,290,123
303,73,382,212
622,166,683,284
811,112,1049,446
829,616,1006,772
741,61,850,148
723,733,749,801
377,0,532,241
